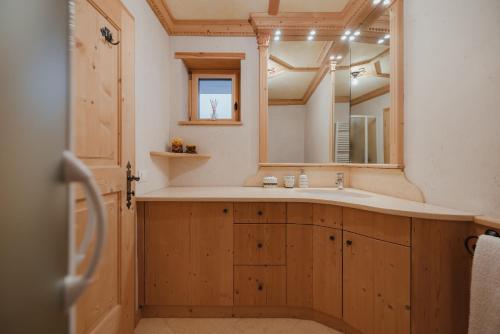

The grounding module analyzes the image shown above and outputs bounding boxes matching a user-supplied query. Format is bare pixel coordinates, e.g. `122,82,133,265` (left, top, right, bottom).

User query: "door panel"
73,0,134,333
286,224,313,308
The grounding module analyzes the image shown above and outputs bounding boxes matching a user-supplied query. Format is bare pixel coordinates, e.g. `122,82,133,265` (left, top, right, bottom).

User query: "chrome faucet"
335,172,344,190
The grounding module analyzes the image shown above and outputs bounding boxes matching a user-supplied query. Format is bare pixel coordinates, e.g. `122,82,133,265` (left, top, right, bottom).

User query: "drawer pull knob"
223,208,228,214
258,284,264,291
329,235,335,241
257,243,263,249
346,240,353,246
257,211,263,216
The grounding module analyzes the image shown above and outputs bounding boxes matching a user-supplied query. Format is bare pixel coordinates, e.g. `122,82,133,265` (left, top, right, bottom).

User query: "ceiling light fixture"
384,34,390,39
307,35,314,41
341,35,347,41
354,31,361,36
309,30,316,36
274,36,280,41
373,0,381,4
378,38,385,44
344,30,352,36
275,30,281,36
336,55,343,60
349,35,355,41
383,0,390,4
330,55,335,60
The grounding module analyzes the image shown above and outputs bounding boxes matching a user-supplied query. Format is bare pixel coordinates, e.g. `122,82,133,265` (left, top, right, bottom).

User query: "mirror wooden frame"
256,0,404,167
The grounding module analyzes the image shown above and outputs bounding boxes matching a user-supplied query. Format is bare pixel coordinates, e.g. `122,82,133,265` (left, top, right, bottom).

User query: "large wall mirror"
263,0,403,165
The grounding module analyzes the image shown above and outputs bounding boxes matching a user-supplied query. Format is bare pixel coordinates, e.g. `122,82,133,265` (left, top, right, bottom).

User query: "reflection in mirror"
268,40,334,163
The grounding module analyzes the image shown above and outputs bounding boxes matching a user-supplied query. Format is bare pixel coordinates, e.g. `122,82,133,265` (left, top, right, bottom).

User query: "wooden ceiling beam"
268,0,280,16
269,55,319,72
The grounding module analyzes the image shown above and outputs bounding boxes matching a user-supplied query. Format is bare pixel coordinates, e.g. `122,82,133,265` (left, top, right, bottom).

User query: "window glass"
198,79,233,119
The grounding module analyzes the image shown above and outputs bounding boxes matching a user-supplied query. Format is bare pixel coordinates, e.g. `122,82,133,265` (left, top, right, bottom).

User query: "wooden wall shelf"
150,151,211,159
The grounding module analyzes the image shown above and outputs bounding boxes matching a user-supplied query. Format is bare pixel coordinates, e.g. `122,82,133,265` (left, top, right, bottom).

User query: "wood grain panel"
313,226,342,318
234,266,286,306
145,202,191,305
234,224,286,265
373,239,410,334
343,231,374,334
343,208,410,246
287,202,313,224
190,202,233,305
234,202,286,224
412,218,472,334
287,224,313,308
313,204,342,229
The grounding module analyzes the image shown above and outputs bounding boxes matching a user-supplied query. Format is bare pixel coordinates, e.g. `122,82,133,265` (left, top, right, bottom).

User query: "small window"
189,71,240,123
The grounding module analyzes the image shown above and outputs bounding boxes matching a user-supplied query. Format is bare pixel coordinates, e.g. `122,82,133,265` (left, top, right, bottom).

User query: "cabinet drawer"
234,266,286,306
313,204,342,229
234,224,286,265
234,202,286,224
287,203,312,224
343,208,411,246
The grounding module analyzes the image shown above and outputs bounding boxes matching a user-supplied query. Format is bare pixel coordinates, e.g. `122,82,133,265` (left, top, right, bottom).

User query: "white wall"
405,0,500,217
304,74,332,163
269,105,306,163
122,0,171,195
168,37,259,186
351,93,389,163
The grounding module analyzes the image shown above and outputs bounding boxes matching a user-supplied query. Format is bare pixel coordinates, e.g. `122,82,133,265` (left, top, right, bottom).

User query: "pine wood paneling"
286,224,313,308
234,266,286,306
343,208,410,246
234,202,286,224
313,226,342,318
234,224,286,265
287,202,313,224
313,204,342,229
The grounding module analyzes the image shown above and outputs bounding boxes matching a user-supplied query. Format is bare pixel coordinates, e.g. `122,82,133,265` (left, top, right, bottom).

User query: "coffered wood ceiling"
147,0,391,37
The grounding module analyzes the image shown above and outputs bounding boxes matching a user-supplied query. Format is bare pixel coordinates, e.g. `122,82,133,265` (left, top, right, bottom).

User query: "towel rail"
465,229,500,256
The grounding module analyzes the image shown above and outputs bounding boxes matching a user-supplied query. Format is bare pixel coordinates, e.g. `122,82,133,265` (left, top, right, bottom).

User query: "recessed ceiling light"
330,55,335,60
307,35,314,41
383,0,390,4
349,35,355,41
384,34,390,39
341,36,347,41
336,55,343,60
378,39,384,44
275,30,281,36
309,30,316,36
344,30,352,36
354,31,361,36
373,0,382,4
274,36,280,41
352,78,359,86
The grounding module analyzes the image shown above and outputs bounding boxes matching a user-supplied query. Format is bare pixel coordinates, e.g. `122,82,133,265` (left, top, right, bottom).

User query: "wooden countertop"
136,187,476,222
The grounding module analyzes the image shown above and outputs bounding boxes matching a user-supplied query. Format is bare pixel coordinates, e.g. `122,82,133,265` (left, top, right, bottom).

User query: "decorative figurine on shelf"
210,98,218,120
185,145,197,154
170,137,184,153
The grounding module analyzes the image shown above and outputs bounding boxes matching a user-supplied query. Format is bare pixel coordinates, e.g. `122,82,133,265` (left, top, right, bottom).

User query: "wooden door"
286,224,313,308
313,226,342,318
190,202,233,305
73,0,134,333
343,232,375,333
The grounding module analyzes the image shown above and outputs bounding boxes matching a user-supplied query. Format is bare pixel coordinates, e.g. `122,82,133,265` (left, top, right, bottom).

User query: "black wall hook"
465,229,500,256
100,27,119,45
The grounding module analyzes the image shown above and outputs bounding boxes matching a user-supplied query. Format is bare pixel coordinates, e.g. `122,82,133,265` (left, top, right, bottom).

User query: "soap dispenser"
299,169,309,188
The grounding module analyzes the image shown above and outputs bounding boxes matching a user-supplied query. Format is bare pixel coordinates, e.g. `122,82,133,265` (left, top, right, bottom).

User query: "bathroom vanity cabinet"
137,200,473,334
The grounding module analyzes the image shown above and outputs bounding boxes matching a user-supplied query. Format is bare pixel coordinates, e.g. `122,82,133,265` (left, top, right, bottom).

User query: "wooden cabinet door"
190,202,233,305
73,1,134,333
145,202,191,305
313,226,342,318
343,231,410,334
343,232,375,333
234,266,286,306
287,224,313,308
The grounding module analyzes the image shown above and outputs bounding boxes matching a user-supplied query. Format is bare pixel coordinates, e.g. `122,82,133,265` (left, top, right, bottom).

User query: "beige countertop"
136,186,477,222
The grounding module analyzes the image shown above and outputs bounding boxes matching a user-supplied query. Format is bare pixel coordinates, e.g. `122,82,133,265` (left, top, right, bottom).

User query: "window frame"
189,70,240,124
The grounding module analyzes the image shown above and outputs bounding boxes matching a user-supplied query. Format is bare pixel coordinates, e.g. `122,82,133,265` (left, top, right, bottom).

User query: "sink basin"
294,188,371,199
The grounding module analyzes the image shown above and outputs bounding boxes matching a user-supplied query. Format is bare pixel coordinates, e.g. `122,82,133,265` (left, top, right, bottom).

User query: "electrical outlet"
138,170,148,183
